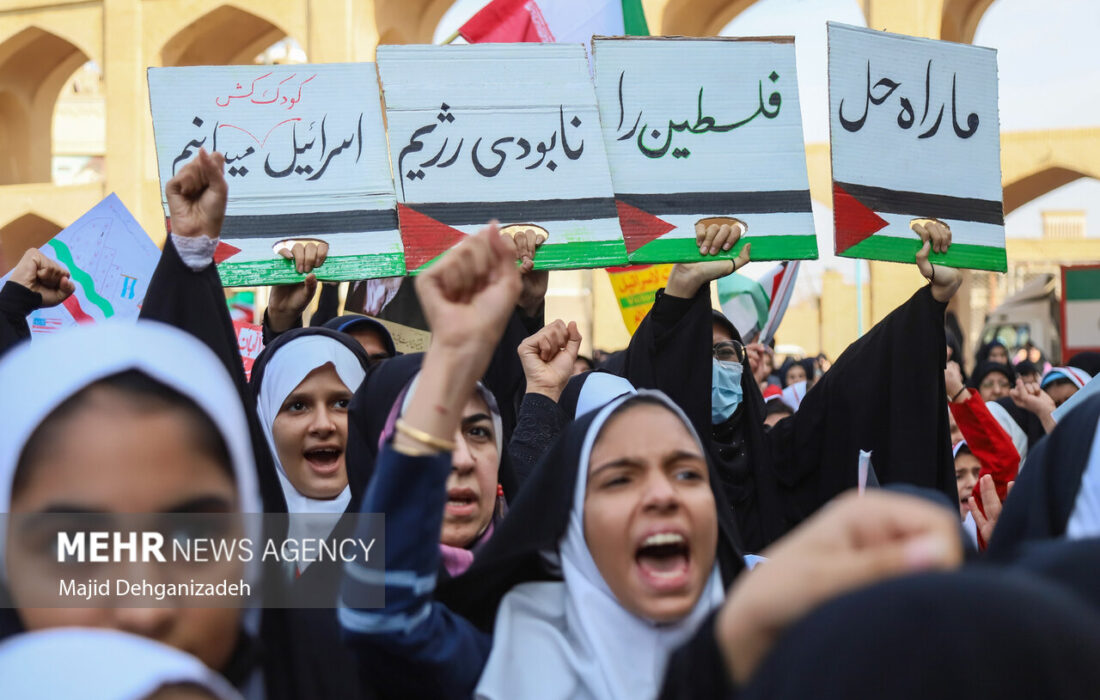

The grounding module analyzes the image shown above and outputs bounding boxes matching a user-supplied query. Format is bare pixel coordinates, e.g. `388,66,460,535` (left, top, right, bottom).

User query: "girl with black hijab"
612,221,961,553
969,359,1016,402
975,339,1010,368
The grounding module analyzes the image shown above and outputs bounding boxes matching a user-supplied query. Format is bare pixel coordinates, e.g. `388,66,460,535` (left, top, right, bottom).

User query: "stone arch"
378,0,454,46
0,26,89,185
1000,129,1100,215
0,213,64,275
160,5,289,66
661,0,761,37
1003,166,1090,217
940,0,998,44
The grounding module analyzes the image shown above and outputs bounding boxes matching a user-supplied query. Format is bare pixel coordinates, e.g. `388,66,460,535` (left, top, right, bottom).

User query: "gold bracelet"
391,440,436,458
395,418,457,452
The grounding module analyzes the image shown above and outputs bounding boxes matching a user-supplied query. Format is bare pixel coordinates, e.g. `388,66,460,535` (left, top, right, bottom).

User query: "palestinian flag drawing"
592,37,818,264
148,64,404,287
377,44,628,274
827,23,1006,272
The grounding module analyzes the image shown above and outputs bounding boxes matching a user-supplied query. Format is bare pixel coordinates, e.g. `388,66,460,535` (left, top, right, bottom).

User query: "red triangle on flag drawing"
616,200,676,256
397,204,469,272
833,182,889,254
213,241,241,264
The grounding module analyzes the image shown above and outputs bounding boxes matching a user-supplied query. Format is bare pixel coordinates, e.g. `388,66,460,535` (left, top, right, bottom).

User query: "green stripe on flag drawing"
630,235,818,264
218,253,407,287
839,236,1007,272
622,0,649,35
414,239,630,275
1064,269,1100,301
47,238,114,317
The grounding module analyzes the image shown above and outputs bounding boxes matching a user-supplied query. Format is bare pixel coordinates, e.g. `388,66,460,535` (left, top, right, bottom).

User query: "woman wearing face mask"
0,321,267,696
615,221,962,552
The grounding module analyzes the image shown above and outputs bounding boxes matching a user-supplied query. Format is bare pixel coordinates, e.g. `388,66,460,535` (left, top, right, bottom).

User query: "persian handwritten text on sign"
594,37,817,264
828,23,1005,272
148,64,402,286
377,43,628,273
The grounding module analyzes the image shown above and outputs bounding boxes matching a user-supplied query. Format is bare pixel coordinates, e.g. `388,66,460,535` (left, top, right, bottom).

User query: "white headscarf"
1066,412,1100,539
985,400,1028,467
254,335,366,548
574,372,636,419
0,321,262,572
477,391,725,700
0,627,242,700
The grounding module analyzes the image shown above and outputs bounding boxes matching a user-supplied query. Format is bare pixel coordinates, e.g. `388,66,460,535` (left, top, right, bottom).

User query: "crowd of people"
1,147,1099,699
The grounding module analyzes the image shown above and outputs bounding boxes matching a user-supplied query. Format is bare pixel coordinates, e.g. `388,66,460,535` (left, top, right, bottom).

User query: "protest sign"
148,64,402,286
827,23,1006,271
377,43,629,273
606,264,672,333
1060,264,1100,361
372,317,432,354
233,319,264,379
593,37,817,264
0,194,158,334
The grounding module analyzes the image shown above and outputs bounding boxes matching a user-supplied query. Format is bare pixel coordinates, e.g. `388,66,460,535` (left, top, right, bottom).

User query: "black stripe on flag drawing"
220,210,401,239
615,190,813,216
407,197,620,226
834,182,1004,225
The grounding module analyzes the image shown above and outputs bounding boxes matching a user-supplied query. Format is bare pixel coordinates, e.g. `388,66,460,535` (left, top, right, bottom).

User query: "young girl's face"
583,402,718,624
954,452,981,518
6,385,242,671
271,363,353,499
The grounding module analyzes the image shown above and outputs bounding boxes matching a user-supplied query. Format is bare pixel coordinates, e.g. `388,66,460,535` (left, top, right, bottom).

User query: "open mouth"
445,487,479,518
303,447,343,476
635,532,691,591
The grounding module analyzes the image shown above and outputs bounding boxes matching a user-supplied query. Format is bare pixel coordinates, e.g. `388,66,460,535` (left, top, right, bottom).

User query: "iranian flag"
1061,264,1100,361
717,261,801,345
459,0,649,45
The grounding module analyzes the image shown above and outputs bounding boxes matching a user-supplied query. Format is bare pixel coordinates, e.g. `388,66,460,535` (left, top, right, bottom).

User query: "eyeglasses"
713,340,745,363
979,378,1011,391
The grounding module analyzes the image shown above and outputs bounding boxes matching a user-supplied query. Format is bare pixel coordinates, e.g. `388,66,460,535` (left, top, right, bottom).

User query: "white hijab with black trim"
253,335,366,549
476,391,724,700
